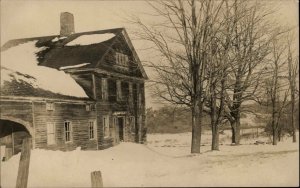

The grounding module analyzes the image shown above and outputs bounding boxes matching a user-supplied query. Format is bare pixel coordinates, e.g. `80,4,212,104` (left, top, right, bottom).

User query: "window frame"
116,80,122,101
88,120,96,140
101,78,108,100
46,103,55,111
103,115,110,138
129,116,135,134
115,52,128,65
46,122,56,145
64,121,73,143
86,104,95,112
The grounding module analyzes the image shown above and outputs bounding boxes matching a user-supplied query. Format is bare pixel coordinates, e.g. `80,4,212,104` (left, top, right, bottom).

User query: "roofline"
0,95,95,104
1,27,125,50
120,29,149,80
66,68,147,81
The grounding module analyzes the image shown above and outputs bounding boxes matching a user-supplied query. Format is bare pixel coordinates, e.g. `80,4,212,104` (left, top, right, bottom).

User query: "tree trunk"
273,127,278,145
212,125,219,150
231,125,236,144
278,128,282,142
210,84,219,151
230,119,240,145
191,102,202,153
291,93,296,143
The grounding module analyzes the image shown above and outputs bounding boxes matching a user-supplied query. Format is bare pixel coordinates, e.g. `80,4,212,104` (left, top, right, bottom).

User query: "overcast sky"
1,0,299,109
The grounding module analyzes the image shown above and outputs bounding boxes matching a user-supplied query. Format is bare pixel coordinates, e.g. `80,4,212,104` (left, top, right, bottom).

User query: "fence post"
16,138,32,188
91,171,103,187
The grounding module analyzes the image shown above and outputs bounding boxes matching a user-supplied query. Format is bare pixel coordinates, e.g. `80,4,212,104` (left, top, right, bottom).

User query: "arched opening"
0,119,32,161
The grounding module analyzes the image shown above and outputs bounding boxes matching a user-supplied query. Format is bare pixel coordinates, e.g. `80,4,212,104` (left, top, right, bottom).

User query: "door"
117,117,124,141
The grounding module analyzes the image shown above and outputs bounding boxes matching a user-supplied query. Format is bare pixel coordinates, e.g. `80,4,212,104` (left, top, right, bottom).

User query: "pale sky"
1,0,299,109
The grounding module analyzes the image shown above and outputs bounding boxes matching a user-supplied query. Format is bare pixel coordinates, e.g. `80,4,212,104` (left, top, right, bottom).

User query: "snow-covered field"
1,131,299,187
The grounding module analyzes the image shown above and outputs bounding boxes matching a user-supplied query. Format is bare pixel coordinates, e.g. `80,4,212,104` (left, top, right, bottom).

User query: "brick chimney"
60,12,75,36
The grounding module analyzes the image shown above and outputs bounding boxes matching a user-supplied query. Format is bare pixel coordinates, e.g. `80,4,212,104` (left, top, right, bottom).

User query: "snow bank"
1,132,298,187
59,63,90,70
66,33,115,46
1,41,88,98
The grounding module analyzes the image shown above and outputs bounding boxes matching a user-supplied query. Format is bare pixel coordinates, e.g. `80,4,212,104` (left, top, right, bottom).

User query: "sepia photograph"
0,0,299,187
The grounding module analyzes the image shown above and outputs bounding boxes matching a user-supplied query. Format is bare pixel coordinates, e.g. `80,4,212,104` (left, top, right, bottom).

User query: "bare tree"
129,0,226,153
220,0,282,145
265,39,290,145
287,36,299,143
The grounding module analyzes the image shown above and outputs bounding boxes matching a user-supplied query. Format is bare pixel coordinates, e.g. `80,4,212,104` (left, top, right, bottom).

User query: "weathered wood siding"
33,101,97,151
0,101,33,128
93,72,142,148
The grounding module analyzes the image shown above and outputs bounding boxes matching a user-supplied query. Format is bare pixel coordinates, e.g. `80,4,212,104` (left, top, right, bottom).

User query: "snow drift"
1,132,299,187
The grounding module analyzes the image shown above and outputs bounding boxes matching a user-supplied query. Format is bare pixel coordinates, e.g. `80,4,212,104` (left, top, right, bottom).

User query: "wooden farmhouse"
0,12,147,160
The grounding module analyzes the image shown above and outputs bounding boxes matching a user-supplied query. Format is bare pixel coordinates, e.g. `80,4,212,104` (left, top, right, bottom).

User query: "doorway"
117,117,124,141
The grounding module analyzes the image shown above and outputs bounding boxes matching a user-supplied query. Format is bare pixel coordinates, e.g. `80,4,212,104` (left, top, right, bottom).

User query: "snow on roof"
66,33,115,46
52,36,67,42
1,41,88,98
59,63,90,70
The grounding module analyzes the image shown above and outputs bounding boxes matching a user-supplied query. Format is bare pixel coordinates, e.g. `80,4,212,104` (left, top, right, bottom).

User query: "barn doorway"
117,117,124,141
0,119,31,161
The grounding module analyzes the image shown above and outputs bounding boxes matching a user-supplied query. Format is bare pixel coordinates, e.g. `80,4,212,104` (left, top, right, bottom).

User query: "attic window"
115,52,128,66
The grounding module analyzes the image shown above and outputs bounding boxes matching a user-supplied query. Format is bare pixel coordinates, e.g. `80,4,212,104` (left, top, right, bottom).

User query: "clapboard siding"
33,101,97,151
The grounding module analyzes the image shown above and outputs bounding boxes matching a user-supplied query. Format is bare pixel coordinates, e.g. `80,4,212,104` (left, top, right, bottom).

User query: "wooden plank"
16,138,31,188
91,171,103,188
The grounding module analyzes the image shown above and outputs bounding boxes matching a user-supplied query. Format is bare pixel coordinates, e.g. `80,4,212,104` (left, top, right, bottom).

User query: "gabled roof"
1,28,148,79
1,27,148,99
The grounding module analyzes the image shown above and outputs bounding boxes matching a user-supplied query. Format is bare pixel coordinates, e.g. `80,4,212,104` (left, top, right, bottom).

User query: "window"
86,104,91,111
103,116,110,138
89,121,96,139
46,103,55,111
108,79,117,102
138,93,142,109
113,116,117,128
86,104,95,111
138,115,142,133
115,52,128,65
101,78,108,100
47,122,55,145
116,80,122,101
129,116,135,134
64,121,72,142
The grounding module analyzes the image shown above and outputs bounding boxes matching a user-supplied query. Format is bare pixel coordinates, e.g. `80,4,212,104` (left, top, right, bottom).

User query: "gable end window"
64,121,72,142
46,103,55,111
115,52,129,66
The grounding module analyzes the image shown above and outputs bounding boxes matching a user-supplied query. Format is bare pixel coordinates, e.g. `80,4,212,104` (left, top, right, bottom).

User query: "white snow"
51,36,67,42
65,33,115,46
1,131,298,187
0,41,88,98
59,63,90,70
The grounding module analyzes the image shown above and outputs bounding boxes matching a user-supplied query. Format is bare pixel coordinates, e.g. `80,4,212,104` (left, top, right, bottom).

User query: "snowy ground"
1,131,299,187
